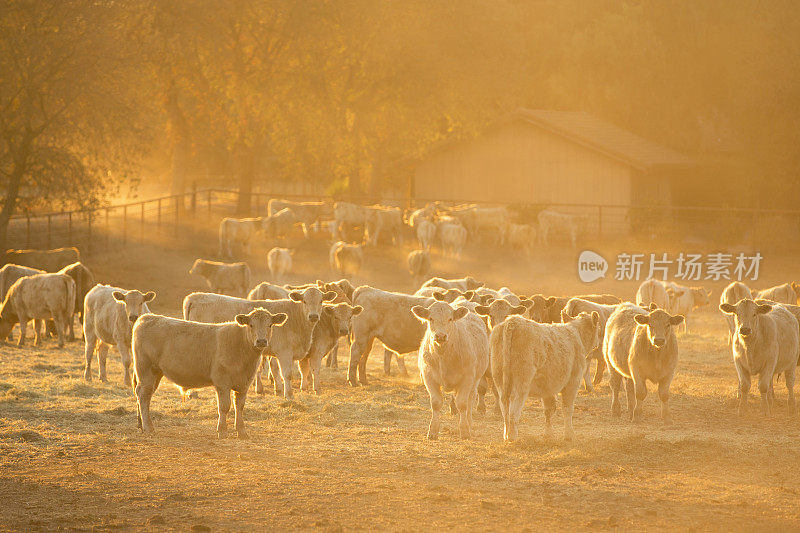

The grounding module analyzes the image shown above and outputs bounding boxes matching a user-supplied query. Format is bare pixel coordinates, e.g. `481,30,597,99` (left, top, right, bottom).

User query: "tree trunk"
0,136,31,259
166,84,190,199
235,141,254,215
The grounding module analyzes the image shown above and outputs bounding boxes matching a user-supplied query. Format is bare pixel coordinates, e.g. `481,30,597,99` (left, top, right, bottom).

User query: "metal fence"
5,188,800,253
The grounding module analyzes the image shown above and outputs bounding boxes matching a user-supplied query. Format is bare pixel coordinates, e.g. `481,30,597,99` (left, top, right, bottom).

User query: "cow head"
323,303,363,336
235,308,288,349
720,298,771,339
691,287,712,308
188,259,206,276
520,294,548,322
475,297,530,329
562,311,601,350
289,286,337,323
433,289,472,304
112,289,156,323
411,301,469,345
634,308,684,348
465,276,484,290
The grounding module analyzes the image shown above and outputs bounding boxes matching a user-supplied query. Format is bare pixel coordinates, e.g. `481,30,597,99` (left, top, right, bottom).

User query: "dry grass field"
2,224,800,531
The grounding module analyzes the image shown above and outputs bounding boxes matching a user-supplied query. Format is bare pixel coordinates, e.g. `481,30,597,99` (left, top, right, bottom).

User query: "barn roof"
501,108,693,170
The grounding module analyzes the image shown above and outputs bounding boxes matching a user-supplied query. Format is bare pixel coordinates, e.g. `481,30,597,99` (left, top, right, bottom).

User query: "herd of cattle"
2,228,800,442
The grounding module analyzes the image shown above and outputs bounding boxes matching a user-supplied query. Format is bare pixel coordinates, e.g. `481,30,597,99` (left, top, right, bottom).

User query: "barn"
413,109,692,235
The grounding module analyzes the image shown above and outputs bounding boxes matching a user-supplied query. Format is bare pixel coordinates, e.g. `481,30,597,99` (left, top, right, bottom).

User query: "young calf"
720,281,752,345
604,304,684,423
412,301,489,440
298,302,362,394
132,308,287,438
719,298,799,416
561,298,621,391
83,285,156,384
189,259,251,297
490,311,600,441
267,247,293,283
0,273,75,348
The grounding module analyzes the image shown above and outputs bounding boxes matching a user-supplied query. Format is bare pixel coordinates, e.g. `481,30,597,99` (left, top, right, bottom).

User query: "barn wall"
414,121,633,206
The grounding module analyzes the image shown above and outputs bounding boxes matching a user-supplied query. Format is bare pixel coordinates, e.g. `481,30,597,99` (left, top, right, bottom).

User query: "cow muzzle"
129,315,139,323
255,339,269,349
434,333,448,344
308,313,320,323
739,326,751,337
338,328,349,336
653,338,665,348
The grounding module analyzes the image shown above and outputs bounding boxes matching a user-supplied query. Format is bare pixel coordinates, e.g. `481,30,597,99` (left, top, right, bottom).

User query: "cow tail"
64,276,76,324
183,298,192,321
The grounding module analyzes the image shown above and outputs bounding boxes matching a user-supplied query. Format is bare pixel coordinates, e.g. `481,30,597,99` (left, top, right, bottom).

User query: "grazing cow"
334,202,367,239
408,250,432,287
83,285,155,384
364,206,404,246
636,279,669,310
719,299,799,416
421,276,483,292
753,282,800,305
0,273,75,348
57,262,95,341
248,281,290,301
348,286,434,386
263,208,298,240
507,223,537,255
490,311,600,441
537,210,586,247
561,298,621,391
267,247,293,282
5,246,80,272
132,308,287,438
189,259,251,297
183,287,337,399
299,302,362,394
218,217,265,258
268,199,330,237
543,294,621,323
720,281,752,343
416,219,436,251
0,264,44,341
415,286,469,302
665,283,712,333
438,223,467,258
412,301,489,439
604,303,684,423
330,242,363,279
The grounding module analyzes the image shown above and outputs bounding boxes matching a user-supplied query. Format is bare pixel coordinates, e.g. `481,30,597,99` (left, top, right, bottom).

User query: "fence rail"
6,188,800,253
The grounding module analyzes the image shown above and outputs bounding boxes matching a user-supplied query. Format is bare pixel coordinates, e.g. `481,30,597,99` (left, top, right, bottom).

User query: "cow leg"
117,339,134,387
630,371,647,423
658,376,674,425
542,396,557,439
83,329,98,381
232,388,248,439
215,386,231,438
310,354,323,395
395,354,409,377
593,356,606,386
67,313,75,342
608,365,623,417
298,357,311,392
735,363,751,417
454,385,472,439
421,367,443,440
33,319,44,347
476,375,488,416
348,334,374,387
97,343,109,382
383,348,393,376
267,358,284,396
325,341,338,368
786,368,796,416
54,315,66,348
758,370,773,417
254,356,266,394
135,368,160,434
582,354,594,393
625,377,638,421
561,368,583,441
17,315,28,347
276,355,294,400
505,382,527,442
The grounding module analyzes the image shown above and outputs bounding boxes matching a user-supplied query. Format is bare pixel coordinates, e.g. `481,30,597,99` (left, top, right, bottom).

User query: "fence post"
141,201,145,244
106,207,110,249
87,210,93,255
25,215,30,248
157,198,162,227
47,214,52,248
122,205,127,245
68,212,72,244
191,182,197,215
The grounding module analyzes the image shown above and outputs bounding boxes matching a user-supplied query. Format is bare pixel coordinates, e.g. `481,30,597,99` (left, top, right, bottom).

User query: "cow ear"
112,291,125,302
411,306,429,320
289,291,303,302
757,304,772,315
485,297,496,306
323,291,338,302
591,311,600,327
352,305,363,316
512,305,527,315
546,297,557,307
235,314,249,326
719,303,735,314
648,302,658,311
453,307,469,321
322,305,334,315
669,314,685,326
521,299,534,309
634,314,649,325
433,291,446,301
666,288,674,296
463,290,475,300
271,313,288,326
144,291,156,302
316,279,326,288
560,309,572,322
475,305,489,316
